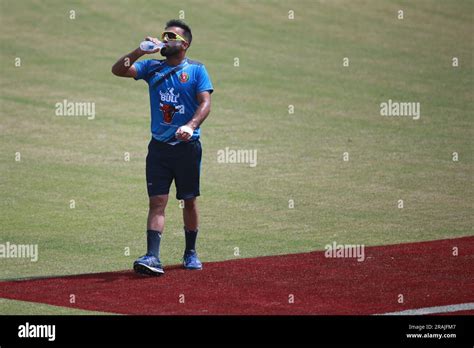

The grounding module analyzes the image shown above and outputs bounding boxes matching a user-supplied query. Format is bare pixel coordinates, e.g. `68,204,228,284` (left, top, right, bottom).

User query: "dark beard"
160,46,181,57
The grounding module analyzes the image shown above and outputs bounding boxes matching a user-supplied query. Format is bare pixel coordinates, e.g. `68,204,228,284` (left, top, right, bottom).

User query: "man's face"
160,26,188,57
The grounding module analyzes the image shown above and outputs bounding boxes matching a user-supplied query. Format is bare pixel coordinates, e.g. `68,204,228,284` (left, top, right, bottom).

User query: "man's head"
160,19,192,58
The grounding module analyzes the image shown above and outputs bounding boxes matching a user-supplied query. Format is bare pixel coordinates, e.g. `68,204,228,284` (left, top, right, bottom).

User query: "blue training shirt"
133,58,213,145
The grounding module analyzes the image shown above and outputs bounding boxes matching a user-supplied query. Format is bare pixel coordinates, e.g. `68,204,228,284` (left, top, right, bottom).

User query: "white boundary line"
377,302,474,315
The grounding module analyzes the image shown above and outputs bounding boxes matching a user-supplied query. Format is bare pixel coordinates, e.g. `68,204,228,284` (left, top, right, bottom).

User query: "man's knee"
149,195,168,213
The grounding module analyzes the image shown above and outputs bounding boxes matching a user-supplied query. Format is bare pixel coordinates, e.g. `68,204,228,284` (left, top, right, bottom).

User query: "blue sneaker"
133,254,164,276
183,250,202,270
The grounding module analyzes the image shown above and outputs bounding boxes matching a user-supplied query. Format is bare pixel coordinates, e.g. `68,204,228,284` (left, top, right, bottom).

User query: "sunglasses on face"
161,31,187,43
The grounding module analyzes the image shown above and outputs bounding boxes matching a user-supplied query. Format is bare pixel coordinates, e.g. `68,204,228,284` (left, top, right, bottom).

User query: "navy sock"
146,230,162,258
184,228,198,253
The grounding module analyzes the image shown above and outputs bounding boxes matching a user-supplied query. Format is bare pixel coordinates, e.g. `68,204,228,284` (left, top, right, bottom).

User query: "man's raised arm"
111,37,161,78
111,48,142,78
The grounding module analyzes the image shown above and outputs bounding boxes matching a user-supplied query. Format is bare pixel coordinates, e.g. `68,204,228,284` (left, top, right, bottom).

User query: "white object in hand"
140,40,165,52
177,125,193,137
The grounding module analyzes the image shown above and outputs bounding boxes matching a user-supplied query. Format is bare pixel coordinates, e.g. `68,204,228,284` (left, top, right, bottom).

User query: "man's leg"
134,138,173,276
146,194,168,258
183,197,198,232
148,194,169,232
174,140,203,269
183,197,199,254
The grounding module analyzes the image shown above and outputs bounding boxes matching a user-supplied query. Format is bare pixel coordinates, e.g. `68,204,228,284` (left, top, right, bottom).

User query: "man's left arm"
176,91,211,141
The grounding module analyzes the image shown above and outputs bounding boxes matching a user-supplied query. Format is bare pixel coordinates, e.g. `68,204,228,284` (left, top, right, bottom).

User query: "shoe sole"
134,262,164,276
183,263,203,270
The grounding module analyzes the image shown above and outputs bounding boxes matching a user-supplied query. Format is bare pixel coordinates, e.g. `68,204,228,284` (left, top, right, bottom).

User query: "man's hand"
175,125,194,141
139,37,163,55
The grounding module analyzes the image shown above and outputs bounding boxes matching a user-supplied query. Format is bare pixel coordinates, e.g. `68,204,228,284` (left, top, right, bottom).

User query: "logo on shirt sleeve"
179,72,189,83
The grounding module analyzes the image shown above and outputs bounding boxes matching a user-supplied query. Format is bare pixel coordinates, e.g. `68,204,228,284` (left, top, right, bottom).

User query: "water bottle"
139,40,165,52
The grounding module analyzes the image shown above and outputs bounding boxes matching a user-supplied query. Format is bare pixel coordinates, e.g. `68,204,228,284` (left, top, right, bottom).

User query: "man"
112,19,213,276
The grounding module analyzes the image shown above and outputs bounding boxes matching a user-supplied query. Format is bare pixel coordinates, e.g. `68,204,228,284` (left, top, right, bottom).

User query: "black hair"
165,19,192,46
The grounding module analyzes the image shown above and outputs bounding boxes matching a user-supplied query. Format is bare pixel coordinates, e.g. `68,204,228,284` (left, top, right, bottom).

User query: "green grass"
0,298,108,315
0,0,472,314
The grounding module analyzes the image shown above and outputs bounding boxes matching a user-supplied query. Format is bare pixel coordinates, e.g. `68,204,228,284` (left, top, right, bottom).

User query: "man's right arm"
111,37,162,78
111,48,144,78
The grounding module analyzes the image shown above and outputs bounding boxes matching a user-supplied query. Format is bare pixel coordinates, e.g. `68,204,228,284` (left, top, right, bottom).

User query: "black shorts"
146,138,202,200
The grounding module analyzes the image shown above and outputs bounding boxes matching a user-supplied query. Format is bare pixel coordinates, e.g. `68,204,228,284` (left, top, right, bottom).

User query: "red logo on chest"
160,104,177,124
179,72,189,83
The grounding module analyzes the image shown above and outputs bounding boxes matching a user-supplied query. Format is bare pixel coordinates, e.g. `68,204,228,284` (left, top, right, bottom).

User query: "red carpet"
0,236,473,315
